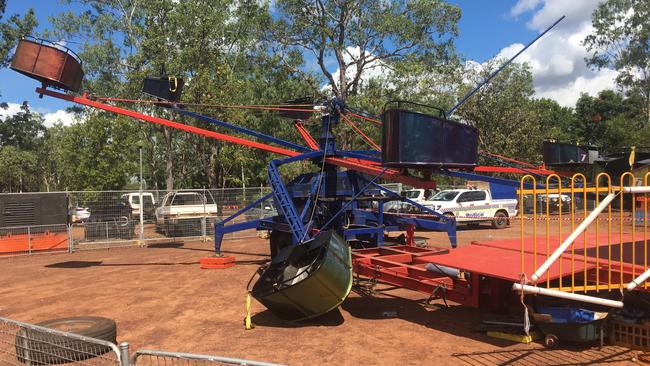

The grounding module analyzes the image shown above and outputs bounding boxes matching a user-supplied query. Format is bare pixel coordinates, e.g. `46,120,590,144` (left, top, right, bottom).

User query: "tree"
48,0,314,191
273,0,460,102
456,61,544,163
52,112,139,191
571,90,648,150
584,0,650,122
0,0,37,68
0,145,37,192
0,102,45,150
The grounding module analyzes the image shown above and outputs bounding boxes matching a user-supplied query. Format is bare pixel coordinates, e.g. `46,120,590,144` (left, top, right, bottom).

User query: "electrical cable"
94,96,319,113
340,112,380,150
299,113,331,243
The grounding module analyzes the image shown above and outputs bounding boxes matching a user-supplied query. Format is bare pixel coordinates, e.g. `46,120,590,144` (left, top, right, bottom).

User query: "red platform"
353,233,649,307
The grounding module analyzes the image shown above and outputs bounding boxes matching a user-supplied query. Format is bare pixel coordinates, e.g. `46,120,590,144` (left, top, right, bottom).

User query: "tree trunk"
164,126,174,191
208,142,219,189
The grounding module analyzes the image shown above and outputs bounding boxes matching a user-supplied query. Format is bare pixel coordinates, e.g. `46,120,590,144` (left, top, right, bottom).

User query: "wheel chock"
200,255,236,269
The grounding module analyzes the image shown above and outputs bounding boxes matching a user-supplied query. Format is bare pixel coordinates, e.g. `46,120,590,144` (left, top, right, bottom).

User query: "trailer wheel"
15,316,117,365
544,334,559,348
492,211,508,229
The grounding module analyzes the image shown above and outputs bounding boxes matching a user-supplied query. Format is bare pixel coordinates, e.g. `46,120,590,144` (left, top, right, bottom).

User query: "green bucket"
251,230,352,322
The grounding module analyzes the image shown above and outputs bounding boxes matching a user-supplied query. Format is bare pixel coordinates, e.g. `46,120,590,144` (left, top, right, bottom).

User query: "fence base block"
200,255,236,269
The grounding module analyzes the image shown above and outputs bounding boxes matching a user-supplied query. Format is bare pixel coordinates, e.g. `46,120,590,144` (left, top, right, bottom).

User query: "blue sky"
0,0,613,125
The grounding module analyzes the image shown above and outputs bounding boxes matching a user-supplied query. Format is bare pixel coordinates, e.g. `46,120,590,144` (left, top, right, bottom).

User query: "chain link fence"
131,350,284,366
0,317,121,366
0,317,284,366
0,184,409,255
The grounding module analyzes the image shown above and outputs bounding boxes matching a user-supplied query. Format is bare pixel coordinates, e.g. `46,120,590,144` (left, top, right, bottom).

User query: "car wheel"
492,211,509,229
15,316,117,364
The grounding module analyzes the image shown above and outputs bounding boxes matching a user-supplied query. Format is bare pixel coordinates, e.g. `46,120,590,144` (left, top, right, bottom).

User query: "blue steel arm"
221,192,274,225
213,192,274,254
268,150,325,244
352,150,381,156
338,150,381,162
214,219,261,255
174,108,312,153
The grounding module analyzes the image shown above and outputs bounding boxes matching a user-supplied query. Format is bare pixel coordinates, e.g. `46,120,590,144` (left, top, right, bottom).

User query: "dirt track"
0,224,639,365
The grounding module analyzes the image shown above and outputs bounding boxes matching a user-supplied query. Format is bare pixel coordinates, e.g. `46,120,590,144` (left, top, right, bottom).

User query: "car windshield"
132,195,154,205
404,190,420,198
173,194,204,205
430,191,459,201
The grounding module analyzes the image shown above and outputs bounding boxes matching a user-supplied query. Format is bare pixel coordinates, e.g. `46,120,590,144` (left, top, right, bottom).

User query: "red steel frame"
352,245,479,307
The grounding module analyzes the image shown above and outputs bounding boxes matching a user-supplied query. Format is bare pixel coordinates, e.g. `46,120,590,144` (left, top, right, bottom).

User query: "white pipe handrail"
622,186,650,194
512,283,624,308
627,268,650,291
530,192,617,283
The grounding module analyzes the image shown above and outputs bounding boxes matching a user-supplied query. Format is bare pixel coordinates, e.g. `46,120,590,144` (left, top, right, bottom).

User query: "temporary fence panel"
0,224,69,256
518,172,649,294
131,349,284,366
1,183,502,256
67,188,271,251
0,317,122,366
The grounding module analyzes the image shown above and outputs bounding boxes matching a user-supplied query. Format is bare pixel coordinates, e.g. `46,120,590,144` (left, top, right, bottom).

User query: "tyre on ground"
15,316,117,365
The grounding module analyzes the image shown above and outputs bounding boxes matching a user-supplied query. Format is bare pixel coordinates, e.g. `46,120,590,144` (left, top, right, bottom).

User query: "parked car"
523,194,580,214
84,198,135,240
69,205,90,223
121,192,156,221
245,202,278,220
423,189,518,229
383,200,418,213
155,191,219,236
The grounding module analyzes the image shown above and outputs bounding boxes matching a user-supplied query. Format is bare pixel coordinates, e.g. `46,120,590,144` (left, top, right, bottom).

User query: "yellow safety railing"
518,172,649,293
640,171,650,289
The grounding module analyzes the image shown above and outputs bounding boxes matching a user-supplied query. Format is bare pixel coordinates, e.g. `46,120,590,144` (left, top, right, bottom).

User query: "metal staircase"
268,160,306,244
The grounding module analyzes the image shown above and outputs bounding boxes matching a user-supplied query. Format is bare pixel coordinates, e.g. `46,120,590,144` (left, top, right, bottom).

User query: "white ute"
155,191,219,236
423,189,517,229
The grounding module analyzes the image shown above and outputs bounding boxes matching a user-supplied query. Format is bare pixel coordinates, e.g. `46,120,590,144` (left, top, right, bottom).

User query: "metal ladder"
267,161,306,243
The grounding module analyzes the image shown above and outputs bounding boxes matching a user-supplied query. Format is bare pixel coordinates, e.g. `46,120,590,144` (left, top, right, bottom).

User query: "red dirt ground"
0,223,641,365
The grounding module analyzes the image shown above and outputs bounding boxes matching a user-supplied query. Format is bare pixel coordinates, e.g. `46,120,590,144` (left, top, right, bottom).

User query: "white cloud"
0,103,24,120
510,0,542,18
499,0,616,106
43,110,75,127
0,102,75,128
535,68,618,106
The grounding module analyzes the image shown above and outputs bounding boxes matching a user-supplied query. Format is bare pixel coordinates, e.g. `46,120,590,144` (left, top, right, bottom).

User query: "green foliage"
567,90,648,150
584,0,650,121
0,145,37,191
0,0,37,68
51,112,139,190
456,61,544,162
0,102,45,150
274,0,460,101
